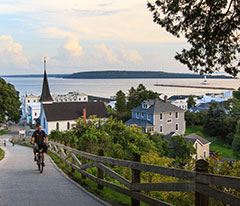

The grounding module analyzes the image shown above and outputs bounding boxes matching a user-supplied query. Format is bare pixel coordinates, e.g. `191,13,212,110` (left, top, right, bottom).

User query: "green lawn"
185,126,235,159
0,129,10,136
0,148,4,160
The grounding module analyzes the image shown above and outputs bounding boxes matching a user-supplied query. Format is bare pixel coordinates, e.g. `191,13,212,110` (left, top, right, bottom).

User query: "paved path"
0,136,108,206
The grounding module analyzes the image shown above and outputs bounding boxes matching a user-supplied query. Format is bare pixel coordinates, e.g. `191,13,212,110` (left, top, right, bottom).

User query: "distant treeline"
2,71,233,79
63,71,233,79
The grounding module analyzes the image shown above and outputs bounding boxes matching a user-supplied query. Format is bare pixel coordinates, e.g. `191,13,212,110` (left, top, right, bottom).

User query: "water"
3,77,240,98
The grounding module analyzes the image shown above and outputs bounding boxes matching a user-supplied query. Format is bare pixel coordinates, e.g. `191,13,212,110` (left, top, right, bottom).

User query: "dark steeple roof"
40,57,53,102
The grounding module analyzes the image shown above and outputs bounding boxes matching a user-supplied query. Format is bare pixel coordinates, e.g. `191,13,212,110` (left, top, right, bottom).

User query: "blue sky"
0,0,191,75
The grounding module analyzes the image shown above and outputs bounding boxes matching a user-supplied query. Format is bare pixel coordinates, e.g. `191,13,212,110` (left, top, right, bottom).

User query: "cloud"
93,43,121,65
119,45,144,65
63,37,83,57
0,35,29,72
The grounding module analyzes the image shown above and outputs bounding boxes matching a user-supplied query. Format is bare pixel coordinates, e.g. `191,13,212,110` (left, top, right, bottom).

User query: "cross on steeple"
40,57,53,103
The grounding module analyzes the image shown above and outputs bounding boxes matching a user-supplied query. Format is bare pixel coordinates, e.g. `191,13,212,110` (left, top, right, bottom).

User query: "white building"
53,92,88,102
27,103,41,125
199,91,232,104
39,59,108,134
22,94,39,119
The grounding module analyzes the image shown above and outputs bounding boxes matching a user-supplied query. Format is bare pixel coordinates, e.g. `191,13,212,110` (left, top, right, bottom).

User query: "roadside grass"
0,148,4,160
48,152,135,206
185,126,235,159
0,129,10,136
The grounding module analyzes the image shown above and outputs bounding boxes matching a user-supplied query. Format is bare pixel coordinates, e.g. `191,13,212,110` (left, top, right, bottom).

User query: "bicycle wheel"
38,156,41,171
40,156,44,173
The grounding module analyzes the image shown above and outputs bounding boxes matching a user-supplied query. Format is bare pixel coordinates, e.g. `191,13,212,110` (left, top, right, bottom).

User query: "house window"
28,100,30,103
35,112,37,117
67,122,70,130
175,112,178,119
79,98,81,101
176,123,179,131
136,112,139,119
56,122,59,130
160,113,163,120
147,113,150,120
204,151,206,158
141,112,144,118
169,112,172,116
160,125,163,133
34,100,36,103
167,119,172,124
43,118,46,129
84,97,86,100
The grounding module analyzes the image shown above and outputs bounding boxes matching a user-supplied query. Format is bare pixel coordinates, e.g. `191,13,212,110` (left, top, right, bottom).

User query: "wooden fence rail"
47,141,240,206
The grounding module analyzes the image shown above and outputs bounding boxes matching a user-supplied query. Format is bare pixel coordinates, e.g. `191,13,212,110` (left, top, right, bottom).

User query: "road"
0,135,108,206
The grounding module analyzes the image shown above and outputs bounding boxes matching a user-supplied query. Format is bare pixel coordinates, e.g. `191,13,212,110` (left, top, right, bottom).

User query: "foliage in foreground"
0,78,21,123
148,0,240,76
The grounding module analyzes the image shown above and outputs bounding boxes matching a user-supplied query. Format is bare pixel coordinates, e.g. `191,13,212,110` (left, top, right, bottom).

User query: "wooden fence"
47,141,240,206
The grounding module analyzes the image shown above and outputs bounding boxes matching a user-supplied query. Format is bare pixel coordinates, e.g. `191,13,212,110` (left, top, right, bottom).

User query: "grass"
0,129,10,136
185,126,235,159
48,152,138,206
0,148,4,160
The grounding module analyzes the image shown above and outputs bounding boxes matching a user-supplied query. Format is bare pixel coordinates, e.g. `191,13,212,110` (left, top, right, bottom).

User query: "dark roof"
163,132,177,148
185,133,210,145
43,102,108,121
131,98,184,113
125,119,153,128
163,133,210,148
40,69,53,102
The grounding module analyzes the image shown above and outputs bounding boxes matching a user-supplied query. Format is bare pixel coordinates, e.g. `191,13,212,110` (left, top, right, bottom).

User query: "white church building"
39,58,108,134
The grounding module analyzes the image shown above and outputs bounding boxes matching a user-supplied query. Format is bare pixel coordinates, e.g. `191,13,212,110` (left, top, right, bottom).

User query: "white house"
22,94,39,119
53,92,88,102
39,58,108,134
27,103,41,125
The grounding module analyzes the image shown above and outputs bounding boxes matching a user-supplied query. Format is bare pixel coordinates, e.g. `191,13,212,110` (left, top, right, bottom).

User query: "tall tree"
115,90,127,113
232,120,240,159
170,135,196,167
127,84,158,110
187,96,196,109
233,87,240,100
0,78,21,124
148,1,240,76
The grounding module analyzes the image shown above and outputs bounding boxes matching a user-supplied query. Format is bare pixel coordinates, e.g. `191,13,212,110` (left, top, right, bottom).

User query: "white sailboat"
201,76,208,85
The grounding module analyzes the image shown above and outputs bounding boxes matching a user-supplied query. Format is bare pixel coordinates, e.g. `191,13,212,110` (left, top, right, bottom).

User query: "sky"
0,0,191,75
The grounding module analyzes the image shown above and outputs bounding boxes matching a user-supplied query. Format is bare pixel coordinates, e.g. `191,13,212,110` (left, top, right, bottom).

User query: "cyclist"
31,125,48,166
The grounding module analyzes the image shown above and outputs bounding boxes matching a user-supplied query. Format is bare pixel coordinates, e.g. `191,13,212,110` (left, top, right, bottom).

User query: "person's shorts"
34,144,48,153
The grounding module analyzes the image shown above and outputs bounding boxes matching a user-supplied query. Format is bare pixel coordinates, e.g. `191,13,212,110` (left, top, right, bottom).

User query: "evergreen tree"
187,96,196,109
115,90,127,113
233,87,240,100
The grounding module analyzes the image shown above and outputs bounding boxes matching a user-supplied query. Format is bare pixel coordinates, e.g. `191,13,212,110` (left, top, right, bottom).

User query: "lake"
3,77,240,98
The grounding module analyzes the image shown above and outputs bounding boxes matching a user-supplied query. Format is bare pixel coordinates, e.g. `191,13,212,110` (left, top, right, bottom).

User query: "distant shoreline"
1,70,234,79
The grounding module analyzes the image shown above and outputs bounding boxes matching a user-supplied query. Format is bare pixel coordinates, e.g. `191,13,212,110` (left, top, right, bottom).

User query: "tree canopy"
148,0,240,76
0,78,21,124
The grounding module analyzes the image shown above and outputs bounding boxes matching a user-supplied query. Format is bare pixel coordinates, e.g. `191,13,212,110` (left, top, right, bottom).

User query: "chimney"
83,108,87,123
164,95,168,103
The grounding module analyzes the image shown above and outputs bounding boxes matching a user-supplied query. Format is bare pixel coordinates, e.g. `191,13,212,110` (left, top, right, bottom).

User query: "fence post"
131,153,141,206
71,145,76,173
195,159,209,206
97,149,104,190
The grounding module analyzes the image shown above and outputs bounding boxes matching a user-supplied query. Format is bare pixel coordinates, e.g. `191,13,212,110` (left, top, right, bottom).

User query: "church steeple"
40,57,53,103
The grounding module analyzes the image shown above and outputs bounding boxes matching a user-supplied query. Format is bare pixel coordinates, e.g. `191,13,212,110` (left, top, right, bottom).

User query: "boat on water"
201,76,209,85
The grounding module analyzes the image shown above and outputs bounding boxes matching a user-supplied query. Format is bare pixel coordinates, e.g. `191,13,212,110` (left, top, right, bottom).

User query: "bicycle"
34,144,44,173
